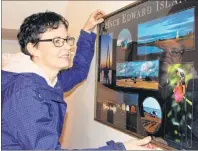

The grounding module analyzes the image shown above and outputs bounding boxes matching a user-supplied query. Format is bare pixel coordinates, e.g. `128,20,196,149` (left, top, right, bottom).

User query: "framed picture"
94,0,198,150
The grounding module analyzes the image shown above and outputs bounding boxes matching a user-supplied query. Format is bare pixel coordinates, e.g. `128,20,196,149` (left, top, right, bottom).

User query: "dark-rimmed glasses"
36,36,75,47
169,48,184,57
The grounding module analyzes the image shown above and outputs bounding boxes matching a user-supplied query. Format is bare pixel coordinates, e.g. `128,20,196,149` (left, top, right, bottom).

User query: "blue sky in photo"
138,8,194,44
116,60,159,78
143,97,161,110
117,29,132,46
143,97,162,118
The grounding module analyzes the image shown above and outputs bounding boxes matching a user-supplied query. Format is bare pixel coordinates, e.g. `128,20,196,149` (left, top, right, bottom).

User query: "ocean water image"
143,107,162,118
138,8,194,55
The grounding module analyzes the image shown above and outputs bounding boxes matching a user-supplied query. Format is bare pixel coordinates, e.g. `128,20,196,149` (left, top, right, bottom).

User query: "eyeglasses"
170,49,184,56
36,36,75,47
167,48,184,57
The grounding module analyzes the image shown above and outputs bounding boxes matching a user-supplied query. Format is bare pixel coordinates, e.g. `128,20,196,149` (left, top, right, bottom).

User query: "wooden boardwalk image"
141,113,161,133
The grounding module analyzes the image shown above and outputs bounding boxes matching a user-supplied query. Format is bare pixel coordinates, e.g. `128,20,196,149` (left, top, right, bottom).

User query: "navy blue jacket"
1,30,126,150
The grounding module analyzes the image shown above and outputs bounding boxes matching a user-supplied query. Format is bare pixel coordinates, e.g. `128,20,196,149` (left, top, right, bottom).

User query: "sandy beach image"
116,78,158,90
116,60,159,90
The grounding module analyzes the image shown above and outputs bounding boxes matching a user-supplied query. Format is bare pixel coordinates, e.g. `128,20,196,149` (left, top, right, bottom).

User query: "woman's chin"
57,62,70,70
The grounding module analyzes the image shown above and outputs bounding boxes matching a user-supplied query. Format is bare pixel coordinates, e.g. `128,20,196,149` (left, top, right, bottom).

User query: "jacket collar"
3,53,57,87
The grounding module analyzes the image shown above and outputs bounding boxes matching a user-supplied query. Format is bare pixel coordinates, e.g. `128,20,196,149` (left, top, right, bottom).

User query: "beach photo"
116,29,132,62
138,7,195,56
140,97,162,134
116,60,159,90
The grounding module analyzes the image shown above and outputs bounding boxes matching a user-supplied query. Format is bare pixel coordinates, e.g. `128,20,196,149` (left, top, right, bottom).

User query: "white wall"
61,1,137,149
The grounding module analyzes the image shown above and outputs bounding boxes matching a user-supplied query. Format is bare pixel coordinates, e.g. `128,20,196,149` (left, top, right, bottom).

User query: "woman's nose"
63,42,72,50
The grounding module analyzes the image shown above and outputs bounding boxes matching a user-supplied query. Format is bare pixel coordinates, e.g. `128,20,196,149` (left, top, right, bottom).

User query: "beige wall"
2,1,68,29
2,1,138,149
2,1,68,54
61,1,137,149
1,1,68,53
2,40,21,54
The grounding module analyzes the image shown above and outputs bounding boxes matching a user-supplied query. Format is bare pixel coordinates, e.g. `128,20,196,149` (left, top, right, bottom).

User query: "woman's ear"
26,43,40,57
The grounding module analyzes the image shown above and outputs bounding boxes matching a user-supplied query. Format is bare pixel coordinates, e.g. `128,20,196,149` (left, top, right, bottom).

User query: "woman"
2,10,152,150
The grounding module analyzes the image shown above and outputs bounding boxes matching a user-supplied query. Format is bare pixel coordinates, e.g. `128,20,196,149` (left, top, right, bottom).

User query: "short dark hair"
17,11,69,56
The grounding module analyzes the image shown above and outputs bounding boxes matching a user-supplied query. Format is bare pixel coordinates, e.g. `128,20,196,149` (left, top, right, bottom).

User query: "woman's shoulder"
2,71,42,93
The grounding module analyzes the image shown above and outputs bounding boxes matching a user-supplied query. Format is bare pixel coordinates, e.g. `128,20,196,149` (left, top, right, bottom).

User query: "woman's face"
35,24,72,71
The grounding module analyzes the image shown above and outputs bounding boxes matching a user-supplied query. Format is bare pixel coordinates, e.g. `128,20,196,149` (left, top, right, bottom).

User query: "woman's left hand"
83,10,106,33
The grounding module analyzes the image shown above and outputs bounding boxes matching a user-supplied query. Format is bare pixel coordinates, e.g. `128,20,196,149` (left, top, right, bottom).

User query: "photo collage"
95,1,197,150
